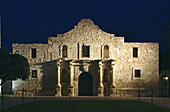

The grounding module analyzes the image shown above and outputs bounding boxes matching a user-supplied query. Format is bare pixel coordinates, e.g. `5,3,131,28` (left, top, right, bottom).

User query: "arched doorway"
79,72,93,96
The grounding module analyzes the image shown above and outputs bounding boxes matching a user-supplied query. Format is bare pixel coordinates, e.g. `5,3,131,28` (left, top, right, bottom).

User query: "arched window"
103,69,108,82
61,69,69,83
62,45,67,58
104,45,109,58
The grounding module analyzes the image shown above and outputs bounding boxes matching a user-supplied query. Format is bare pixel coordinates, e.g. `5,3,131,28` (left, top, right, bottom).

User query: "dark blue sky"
0,0,170,52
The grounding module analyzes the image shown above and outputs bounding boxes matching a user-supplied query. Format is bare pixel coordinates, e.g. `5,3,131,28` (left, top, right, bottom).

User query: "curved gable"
48,18,124,45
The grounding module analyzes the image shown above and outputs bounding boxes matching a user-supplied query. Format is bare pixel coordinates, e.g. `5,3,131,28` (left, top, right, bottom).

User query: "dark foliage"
160,21,170,73
0,48,30,85
160,48,170,72
162,21,170,47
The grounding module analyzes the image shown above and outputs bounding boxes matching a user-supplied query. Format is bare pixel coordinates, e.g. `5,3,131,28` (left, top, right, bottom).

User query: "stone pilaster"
111,61,116,87
55,60,61,96
98,61,104,96
69,62,74,96
110,61,116,97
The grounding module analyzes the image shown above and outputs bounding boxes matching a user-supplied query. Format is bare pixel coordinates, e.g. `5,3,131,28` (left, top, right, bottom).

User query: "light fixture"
163,76,168,81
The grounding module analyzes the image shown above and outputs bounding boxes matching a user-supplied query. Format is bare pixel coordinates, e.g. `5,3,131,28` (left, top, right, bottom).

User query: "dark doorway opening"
79,72,93,96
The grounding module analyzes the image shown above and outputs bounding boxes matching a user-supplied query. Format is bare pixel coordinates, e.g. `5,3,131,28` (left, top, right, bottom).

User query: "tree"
0,48,30,85
160,48,170,72
160,21,170,72
162,21,170,47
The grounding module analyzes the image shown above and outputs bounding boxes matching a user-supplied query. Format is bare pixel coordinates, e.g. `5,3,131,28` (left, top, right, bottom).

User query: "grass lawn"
1,100,170,112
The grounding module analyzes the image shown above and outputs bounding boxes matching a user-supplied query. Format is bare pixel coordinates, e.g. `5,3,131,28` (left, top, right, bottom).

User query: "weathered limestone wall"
12,44,48,95
47,19,124,60
12,43,49,64
12,19,125,61
12,18,159,96
114,42,159,89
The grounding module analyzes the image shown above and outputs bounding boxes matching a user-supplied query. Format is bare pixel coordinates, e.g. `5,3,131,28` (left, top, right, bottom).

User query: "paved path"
0,96,170,110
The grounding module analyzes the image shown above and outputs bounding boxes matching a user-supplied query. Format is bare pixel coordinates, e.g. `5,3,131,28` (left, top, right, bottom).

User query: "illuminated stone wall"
12,19,159,96
114,43,159,88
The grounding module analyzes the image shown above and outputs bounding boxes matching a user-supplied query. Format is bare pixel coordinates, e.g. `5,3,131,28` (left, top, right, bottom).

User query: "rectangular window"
32,70,37,78
82,45,90,57
31,49,36,58
133,47,138,57
135,70,141,78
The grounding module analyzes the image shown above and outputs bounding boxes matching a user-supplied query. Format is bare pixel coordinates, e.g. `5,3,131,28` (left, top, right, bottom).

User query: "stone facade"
12,18,159,96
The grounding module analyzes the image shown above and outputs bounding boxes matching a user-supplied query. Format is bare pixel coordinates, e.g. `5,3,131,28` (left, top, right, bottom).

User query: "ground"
0,98,170,112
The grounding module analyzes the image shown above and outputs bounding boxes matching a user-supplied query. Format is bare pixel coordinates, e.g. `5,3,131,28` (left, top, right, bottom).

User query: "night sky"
0,0,170,52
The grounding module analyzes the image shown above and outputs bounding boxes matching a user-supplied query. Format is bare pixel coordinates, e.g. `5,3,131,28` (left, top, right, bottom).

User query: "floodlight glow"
163,76,168,81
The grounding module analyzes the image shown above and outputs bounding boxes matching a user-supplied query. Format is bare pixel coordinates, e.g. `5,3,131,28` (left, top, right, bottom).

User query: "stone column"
69,63,74,96
55,61,61,96
98,61,104,96
110,61,116,97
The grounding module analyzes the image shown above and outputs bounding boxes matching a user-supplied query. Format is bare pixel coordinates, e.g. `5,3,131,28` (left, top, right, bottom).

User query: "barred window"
82,45,90,57
31,48,36,58
32,70,37,78
133,47,138,57
135,70,141,78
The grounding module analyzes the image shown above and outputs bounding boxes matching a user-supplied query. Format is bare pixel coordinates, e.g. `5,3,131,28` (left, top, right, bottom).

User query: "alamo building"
12,18,159,96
